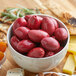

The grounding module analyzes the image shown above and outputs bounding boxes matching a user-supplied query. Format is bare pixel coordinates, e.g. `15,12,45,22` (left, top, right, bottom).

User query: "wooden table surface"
0,0,76,76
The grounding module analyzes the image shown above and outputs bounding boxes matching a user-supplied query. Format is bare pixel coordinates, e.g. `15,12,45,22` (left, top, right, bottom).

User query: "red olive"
24,15,32,21
17,40,35,53
45,51,54,57
13,18,27,32
27,47,45,58
41,37,60,51
54,28,68,41
28,30,49,42
50,17,58,29
27,15,43,29
10,36,19,50
41,17,56,35
15,27,30,40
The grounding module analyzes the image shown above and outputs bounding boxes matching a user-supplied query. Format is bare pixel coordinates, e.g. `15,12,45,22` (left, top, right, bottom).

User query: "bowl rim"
7,14,70,60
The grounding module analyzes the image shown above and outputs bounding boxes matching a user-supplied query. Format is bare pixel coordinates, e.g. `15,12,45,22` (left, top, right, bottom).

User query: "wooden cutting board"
0,0,76,76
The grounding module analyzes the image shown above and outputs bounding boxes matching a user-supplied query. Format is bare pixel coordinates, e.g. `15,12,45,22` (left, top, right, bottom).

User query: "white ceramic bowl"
7,14,70,73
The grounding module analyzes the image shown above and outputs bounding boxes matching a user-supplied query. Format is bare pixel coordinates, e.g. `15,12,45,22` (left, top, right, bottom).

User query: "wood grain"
0,0,76,76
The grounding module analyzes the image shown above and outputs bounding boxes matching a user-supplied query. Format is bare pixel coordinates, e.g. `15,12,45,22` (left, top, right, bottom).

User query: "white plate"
36,72,69,76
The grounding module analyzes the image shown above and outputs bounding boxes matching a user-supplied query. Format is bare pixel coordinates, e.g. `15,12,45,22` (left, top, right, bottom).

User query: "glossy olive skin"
24,15,32,21
27,47,45,58
15,27,30,40
27,15,43,29
10,36,19,50
54,28,68,41
45,51,54,57
41,17,57,35
41,37,60,51
17,40,35,53
28,30,50,42
50,18,58,29
13,18,27,32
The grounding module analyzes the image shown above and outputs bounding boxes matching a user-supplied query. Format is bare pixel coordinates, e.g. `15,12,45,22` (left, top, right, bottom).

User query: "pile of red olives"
10,15,68,58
